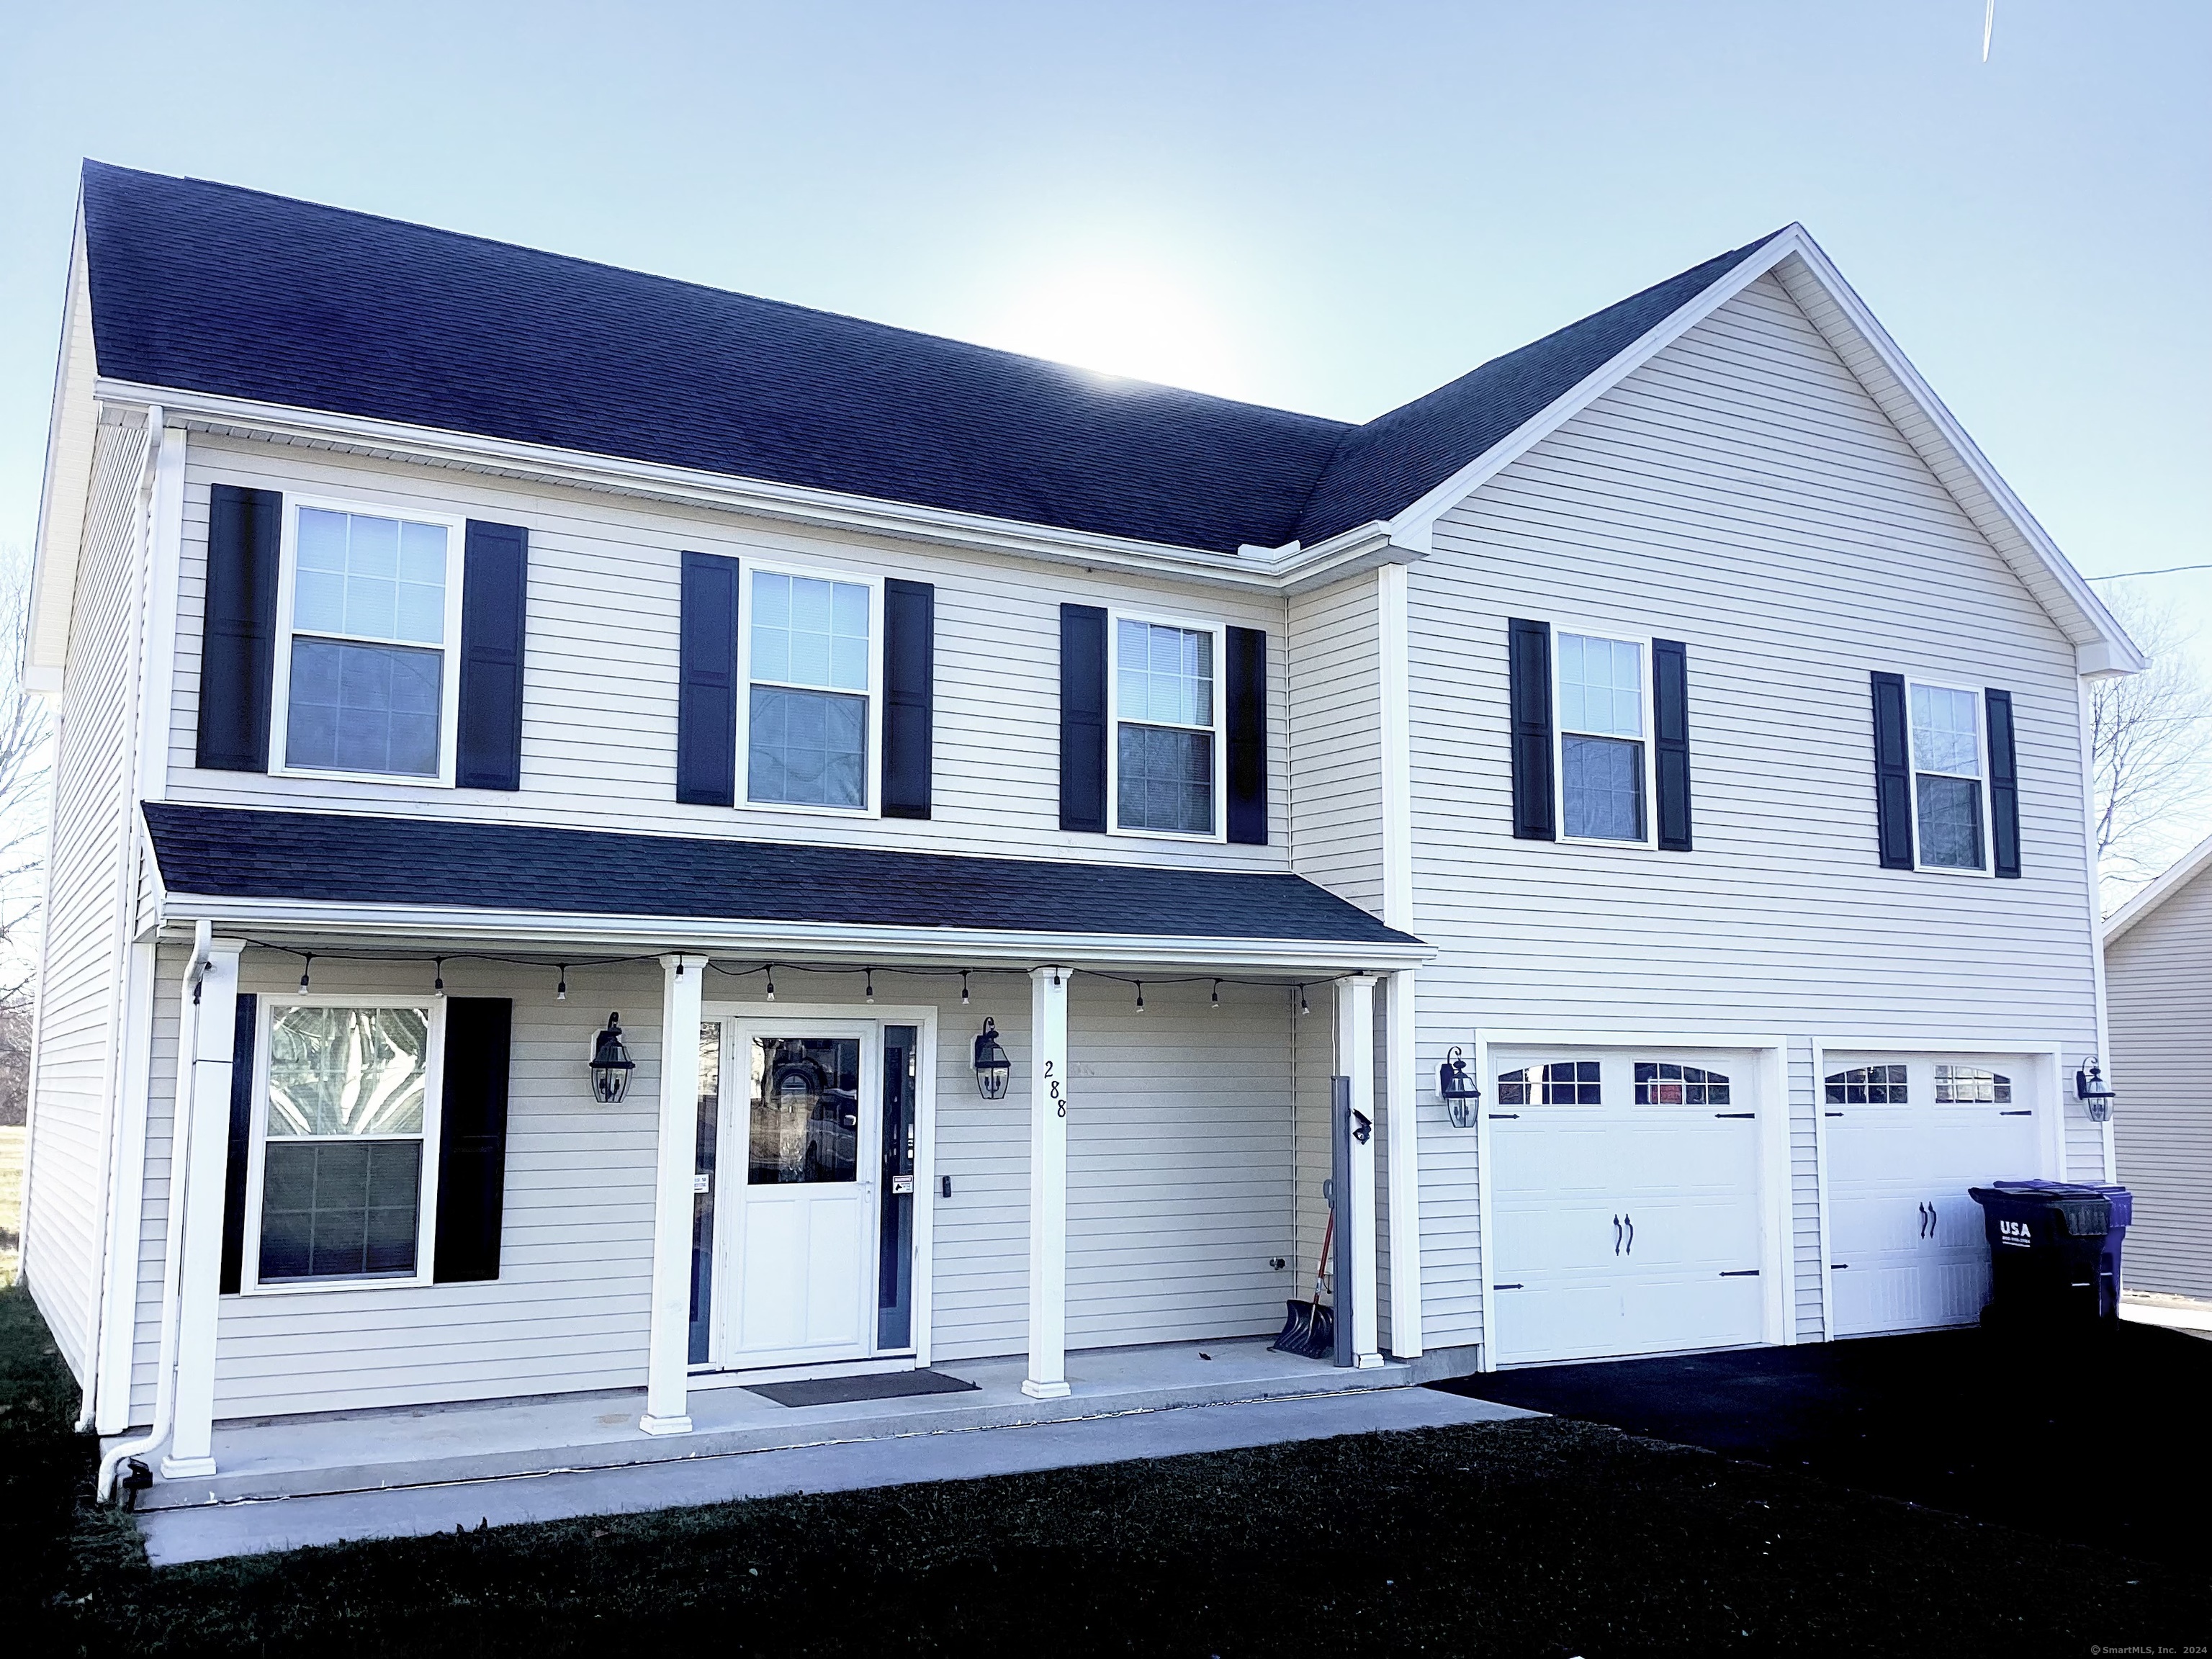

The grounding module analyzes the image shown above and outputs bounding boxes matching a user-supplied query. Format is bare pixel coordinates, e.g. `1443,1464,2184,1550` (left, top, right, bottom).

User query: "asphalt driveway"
1435,1319,2211,1568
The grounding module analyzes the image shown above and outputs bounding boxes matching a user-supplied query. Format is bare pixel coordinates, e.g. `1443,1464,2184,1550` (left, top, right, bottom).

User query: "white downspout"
95,918,209,1501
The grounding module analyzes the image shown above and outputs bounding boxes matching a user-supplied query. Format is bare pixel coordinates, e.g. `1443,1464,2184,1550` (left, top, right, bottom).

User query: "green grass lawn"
1,1284,2205,1655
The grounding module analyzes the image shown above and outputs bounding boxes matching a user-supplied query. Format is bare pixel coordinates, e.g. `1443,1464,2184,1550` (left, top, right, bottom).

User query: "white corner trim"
1377,564,1414,932
2103,828,2212,945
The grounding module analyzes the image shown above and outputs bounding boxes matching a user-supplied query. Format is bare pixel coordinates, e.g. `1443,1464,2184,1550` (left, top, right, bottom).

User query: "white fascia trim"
1380,225,2144,674
93,381,1404,598
2103,830,2212,945
158,896,1431,973
28,198,99,683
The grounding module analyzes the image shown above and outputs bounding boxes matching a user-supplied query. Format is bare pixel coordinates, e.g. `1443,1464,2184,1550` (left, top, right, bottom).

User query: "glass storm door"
721,1022,881,1367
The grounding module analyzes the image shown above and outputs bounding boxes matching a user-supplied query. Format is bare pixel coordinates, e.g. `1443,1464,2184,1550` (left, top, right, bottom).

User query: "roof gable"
2105,832,2212,944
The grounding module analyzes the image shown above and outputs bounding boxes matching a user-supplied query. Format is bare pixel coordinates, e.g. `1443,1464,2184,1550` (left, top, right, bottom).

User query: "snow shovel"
1271,1205,1337,1359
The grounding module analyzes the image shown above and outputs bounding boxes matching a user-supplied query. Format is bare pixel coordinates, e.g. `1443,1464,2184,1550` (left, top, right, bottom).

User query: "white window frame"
239,994,449,1295
1106,606,1228,843
735,559,884,819
1903,675,1993,878
1551,624,1655,849
266,494,468,788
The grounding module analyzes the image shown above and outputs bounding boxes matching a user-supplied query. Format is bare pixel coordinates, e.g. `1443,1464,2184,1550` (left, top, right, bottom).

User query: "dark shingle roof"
142,804,1420,948
80,161,1780,555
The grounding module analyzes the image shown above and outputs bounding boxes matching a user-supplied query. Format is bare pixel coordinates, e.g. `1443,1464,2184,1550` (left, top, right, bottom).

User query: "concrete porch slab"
138,1384,1535,1566
127,1337,1477,1512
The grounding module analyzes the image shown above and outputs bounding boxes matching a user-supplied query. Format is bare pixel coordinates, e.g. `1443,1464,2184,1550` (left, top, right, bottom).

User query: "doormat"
746,1370,983,1408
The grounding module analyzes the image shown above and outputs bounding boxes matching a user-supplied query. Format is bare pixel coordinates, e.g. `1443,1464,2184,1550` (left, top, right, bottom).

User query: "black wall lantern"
1438,1046,1481,1129
2075,1056,2116,1123
972,1017,1011,1100
590,1013,635,1104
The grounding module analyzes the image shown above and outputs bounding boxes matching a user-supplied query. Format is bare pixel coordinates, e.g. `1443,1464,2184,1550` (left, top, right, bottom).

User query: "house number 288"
1044,1059,1067,1118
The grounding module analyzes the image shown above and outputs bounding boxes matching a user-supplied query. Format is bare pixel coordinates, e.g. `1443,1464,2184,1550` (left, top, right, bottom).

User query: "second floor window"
1557,631,1646,842
1909,683,1986,871
1115,617,1218,836
747,570,874,810
277,504,459,780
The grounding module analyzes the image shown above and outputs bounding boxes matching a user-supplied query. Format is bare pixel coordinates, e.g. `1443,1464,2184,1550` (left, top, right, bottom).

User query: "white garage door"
1488,1048,1767,1367
1823,1053,2047,1338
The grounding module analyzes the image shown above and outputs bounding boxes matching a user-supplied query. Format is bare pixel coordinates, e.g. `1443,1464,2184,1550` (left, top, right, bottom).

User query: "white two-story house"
19,162,2140,1507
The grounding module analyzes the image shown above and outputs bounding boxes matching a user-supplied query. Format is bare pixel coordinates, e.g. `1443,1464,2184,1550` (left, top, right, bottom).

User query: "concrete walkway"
138,1385,1535,1566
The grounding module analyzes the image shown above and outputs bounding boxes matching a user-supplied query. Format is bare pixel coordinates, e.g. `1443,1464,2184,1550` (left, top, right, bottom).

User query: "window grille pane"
748,685,867,807
1935,1064,2012,1104
1916,774,1984,869
1539,1061,1601,1104
1496,1068,1530,1105
286,638,443,776
292,508,447,646
1117,619,1213,729
268,1007,429,1137
258,1139,422,1281
752,572,871,693
1117,724,1214,834
1826,1065,1908,1105
1636,1061,1732,1105
1910,683,1980,775
1562,734,1645,840
1558,634,1642,737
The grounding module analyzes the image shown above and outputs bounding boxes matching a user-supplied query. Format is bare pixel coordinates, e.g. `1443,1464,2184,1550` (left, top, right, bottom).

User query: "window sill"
236,1273,431,1298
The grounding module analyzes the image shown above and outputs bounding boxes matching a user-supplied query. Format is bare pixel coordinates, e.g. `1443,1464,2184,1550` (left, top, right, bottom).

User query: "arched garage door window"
1826,1064,1907,1105
1496,1061,1601,1105
1633,1061,1731,1105
1934,1064,2012,1103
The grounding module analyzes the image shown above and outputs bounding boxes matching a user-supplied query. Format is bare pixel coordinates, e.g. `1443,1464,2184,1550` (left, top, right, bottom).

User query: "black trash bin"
1970,1182,2129,1328
1992,1179,2131,1318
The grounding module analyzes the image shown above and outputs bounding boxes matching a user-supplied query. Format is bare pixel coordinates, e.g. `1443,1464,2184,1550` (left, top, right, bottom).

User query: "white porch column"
1023,965,1072,1399
163,937,244,1478
641,952,709,1435
1383,968,1423,1358
1336,974,1382,1369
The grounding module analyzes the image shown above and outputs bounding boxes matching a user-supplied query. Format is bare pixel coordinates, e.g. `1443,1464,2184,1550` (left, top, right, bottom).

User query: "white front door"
1488,1049,1766,1367
719,1021,881,1367
1825,1053,2044,1338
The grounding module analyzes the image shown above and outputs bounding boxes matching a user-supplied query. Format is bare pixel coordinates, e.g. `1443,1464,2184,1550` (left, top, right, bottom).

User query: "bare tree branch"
2091,587,2212,908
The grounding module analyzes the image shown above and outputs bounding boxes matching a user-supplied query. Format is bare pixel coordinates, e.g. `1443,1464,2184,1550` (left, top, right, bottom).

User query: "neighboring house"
2105,833,2212,1300
17,162,2141,1498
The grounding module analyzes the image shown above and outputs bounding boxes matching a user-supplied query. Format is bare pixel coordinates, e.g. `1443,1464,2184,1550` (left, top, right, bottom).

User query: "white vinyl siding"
1287,577,1384,914
1405,273,2103,1356
2107,860,2212,1300
23,413,149,1385
166,440,1290,871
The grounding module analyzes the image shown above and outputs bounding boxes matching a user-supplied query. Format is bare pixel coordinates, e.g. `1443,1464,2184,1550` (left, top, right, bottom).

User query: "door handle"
1613,1215,1622,1255
1925,1202,1937,1241
1624,1214,1635,1255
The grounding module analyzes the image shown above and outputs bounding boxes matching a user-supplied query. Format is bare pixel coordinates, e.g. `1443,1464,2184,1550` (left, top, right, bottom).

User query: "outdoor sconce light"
2075,1056,2116,1123
590,1014,635,1105
1438,1046,1482,1129
973,1017,1011,1100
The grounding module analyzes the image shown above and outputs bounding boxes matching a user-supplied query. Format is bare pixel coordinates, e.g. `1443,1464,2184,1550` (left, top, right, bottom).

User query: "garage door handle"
1624,1215,1634,1254
1613,1215,1622,1254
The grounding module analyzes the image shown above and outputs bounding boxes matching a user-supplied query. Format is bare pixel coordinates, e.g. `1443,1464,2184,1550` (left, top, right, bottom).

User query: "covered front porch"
116,805,1433,1505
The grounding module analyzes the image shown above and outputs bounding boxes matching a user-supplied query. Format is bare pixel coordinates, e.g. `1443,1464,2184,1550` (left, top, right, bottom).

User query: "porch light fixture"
590,1014,635,1104
1211,979,1221,1010
972,1017,1011,1100
1297,984,1309,1017
1438,1046,1482,1129
432,958,446,999
2075,1056,2116,1123
556,966,568,1002
961,971,970,1007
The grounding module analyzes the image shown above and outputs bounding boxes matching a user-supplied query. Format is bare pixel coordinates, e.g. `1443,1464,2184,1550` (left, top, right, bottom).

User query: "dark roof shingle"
142,804,1421,948
80,161,1779,555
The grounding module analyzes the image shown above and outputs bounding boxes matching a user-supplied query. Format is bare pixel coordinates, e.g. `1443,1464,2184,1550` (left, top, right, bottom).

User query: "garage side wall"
1406,273,2103,1355
2106,863,2212,1299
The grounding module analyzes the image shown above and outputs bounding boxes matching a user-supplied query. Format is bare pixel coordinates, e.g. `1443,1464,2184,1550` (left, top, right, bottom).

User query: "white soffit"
26,202,99,691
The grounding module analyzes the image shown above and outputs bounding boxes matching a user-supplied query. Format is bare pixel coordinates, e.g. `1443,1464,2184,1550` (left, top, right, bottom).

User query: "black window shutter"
433,998,513,1284
677,552,740,806
1508,618,1555,840
1060,604,1109,832
1652,637,1693,852
1226,626,1268,845
457,521,529,790
1986,688,2021,878
197,485,282,772
217,994,258,1295
881,579,935,819
1870,671,1915,870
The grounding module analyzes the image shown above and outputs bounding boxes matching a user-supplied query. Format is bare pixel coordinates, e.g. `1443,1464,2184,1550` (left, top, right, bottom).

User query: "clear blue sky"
3,1,2206,603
